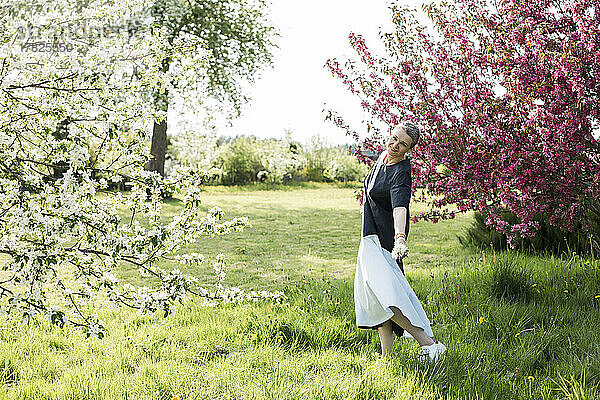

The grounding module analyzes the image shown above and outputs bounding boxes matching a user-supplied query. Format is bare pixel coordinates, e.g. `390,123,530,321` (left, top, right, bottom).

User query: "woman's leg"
377,320,394,357
388,306,435,347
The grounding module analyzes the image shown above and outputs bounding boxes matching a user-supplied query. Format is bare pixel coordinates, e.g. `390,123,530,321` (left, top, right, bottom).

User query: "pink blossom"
326,0,600,248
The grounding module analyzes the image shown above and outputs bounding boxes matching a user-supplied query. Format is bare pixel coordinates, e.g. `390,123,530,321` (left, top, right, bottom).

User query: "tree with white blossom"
147,0,277,177
0,0,285,338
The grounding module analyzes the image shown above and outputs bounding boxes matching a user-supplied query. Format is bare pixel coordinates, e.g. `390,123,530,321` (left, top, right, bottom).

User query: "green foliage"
150,0,277,115
551,370,600,400
324,149,368,183
168,131,219,170
459,209,600,256
146,0,277,177
298,135,332,182
218,136,265,184
169,133,367,185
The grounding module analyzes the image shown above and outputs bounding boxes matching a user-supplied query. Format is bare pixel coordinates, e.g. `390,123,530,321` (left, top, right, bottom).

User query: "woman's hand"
391,237,409,260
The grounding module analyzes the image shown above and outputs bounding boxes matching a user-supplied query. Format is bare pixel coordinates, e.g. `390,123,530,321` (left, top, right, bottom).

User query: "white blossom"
0,0,284,337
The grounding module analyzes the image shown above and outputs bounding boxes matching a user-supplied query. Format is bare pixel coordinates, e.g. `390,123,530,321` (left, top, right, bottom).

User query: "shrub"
459,209,600,256
258,140,304,183
218,136,265,184
168,132,365,185
324,151,368,183
168,130,220,171
299,136,332,182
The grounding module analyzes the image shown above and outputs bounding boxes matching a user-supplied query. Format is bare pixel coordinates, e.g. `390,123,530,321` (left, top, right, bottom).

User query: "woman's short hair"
400,121,420,149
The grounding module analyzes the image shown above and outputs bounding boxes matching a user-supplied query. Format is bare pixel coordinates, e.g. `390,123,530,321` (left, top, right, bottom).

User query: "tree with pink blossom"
326,0,600,248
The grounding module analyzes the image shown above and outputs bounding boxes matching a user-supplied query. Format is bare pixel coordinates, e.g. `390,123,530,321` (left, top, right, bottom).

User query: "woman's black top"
362,156,412,254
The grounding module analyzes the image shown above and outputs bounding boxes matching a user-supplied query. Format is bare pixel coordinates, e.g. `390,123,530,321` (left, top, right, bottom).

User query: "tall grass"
0,185,598,399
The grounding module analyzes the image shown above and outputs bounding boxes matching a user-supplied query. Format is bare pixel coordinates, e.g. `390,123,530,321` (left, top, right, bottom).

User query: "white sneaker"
418,340,447,363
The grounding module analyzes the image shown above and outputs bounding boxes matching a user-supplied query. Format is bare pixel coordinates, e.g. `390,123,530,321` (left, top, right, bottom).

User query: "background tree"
326,0,600,248
147,0,277,176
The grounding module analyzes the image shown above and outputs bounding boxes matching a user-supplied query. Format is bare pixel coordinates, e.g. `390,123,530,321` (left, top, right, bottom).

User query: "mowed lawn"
0,184,599,399
141,183,472,290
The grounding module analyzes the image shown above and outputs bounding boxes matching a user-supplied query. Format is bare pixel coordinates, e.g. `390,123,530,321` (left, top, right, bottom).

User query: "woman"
354,121,447,362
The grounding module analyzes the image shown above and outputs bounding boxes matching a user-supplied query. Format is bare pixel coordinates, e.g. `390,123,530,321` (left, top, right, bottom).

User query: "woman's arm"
390,166,411,243
390,166,411,259
392,206,408,243
391,206,409,259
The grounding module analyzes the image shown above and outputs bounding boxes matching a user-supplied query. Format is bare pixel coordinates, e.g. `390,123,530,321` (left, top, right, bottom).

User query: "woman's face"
387,127,413,158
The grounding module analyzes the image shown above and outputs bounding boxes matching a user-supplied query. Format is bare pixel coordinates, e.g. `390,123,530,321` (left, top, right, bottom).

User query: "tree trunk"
148,118,168,176
147,56,171,177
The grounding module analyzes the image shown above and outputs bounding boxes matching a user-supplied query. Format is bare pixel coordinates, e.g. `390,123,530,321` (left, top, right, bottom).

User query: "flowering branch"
326,0,600,247
0,0,286,338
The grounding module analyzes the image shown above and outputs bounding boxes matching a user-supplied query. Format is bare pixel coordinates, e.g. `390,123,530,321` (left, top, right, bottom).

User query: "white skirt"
354,234,434,339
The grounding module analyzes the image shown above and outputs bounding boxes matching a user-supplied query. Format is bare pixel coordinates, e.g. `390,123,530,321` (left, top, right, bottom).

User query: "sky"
167,0,600,144
175,0,426,146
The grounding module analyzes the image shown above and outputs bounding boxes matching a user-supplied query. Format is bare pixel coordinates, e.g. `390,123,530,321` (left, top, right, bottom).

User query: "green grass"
0,184,599,399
